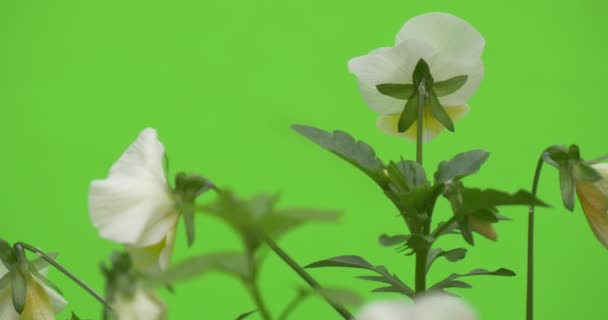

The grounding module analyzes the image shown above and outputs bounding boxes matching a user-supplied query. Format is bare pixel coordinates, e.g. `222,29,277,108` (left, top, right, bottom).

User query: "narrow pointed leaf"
305,255,374,270
398,92,420,133
433,75,468,97
459,188,549,214
378,234,410,247
429,90,454,131
431,268,515,291
235,310,257,320
426,248,467,272
435,150,490,184
376,83,415,100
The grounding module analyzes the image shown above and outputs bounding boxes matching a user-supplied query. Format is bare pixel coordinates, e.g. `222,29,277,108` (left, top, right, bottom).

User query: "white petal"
576,163,608,249
113,288,167,320
396,12,485,62
432,55,484,106
127,220,178,274
356,300,414,320
415,294,477,320
89,128,177,246
0,287,19,320
349,40,438,115
20,277,59,320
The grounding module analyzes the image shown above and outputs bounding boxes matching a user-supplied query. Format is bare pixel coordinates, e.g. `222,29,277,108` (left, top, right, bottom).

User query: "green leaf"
387,160,428,192
150,252,250,286
235,310,257,320
69,312,82,320
306,255,374,270
358,266,414,297
430,268,515,291
378,234,410,247
573,162,602,182
458,188,549,214
297,287,363,307
292,125,386,184
262,208,340,239
376,83,415,100
397,92,420,133
429,90,454,131
11,266,27,313
426,248,467,272
558,166,575,211
404,234,435,255
435,150,490,184
433,75,468,97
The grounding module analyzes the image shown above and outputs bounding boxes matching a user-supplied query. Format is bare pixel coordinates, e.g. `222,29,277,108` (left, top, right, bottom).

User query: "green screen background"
1,0,606,319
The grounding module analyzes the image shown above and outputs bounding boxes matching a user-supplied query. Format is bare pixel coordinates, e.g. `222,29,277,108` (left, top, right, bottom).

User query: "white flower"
89,128,179,274
0,262,67,320
356,293,477,320
348,12,485,142
575,163,608,248
112,286,166,320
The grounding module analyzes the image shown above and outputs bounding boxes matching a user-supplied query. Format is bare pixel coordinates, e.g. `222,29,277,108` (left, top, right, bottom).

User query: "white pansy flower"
89,128,179,274
575,163,608,248
112,286,166,320
0,262,67,320
348,12,485,142
356,293,477,320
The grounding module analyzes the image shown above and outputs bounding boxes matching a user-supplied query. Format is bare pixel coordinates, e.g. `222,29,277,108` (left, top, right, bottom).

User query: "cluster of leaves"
293,125,548,295
152,191,360,319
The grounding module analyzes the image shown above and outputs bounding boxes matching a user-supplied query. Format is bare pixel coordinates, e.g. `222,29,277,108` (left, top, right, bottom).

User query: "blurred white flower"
0,261,67,320
575,163,608,248
89,128,178,274
356,293,477,320
112,286,166,320
348,12,485,142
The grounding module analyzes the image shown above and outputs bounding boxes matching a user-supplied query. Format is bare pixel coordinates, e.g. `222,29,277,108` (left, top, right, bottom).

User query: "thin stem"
261,233,352,319
278,291,307,320
245,249,272,320
15,242,112,311
527,156,545,320
414,86,427,294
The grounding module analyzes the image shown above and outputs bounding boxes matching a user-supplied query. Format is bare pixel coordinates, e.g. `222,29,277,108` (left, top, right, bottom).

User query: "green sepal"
573,162,602,182
542,145,569,168
558,165,575,211
0,239,14,268
397,91,420,133
183,210,196,247
433,75,468,97
412,59,432,87
376,83,415,100
429,89,454,131
11,265,27,314
435,150,490,184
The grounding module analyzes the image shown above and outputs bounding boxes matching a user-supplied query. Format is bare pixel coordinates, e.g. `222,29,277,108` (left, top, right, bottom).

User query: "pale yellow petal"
0,287,20,320
376,105,469,142
469,217,497,241
127,221,178,274
576,182,608,249
20,277,55,320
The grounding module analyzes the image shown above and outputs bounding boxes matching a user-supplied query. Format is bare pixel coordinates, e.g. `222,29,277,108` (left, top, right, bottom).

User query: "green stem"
245,249,272,320
15,242,112,311
261,233,352,319
414,85,427,294
278,291,307,320
527,156,545,320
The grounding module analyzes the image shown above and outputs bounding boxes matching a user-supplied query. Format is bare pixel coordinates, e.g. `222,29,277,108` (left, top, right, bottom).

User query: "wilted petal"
349,40,438,115
396,12,485,62
575,164,608,249
469,216,498,241
127,221,178,274
20,276,66,320
376,105,469,142
0,287,19,320
89,128,177,247
113,288,166,320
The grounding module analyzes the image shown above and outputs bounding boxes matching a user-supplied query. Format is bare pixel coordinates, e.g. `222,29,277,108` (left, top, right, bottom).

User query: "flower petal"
20,276,62,320
348,40,438,115
113,288,167,320
127,220,178,274
396,12,485,62
89,128,177,247
356,300,415,320
433,56,484,107
416,294,477,320
0,287,19,320
469,216,497,241
576,176,608,249
376,105,469,142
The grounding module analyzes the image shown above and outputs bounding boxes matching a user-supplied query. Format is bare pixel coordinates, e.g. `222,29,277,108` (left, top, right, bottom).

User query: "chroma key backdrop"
1,0,608,319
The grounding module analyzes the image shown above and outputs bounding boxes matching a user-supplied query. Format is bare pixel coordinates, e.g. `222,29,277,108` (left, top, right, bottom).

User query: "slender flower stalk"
414,76,427,294
526,156,545,320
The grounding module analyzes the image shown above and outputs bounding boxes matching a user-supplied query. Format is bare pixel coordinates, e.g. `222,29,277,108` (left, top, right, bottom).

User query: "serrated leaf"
235,310,257,320
431,268,515,291
376,83,415,100
433,75,468,97
435,150,490,184
292,125,386,183
459,188,549,214
378,234,410,247
397,92,420,133
306,255,374,270
429,90,454,131
150,252,249,286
